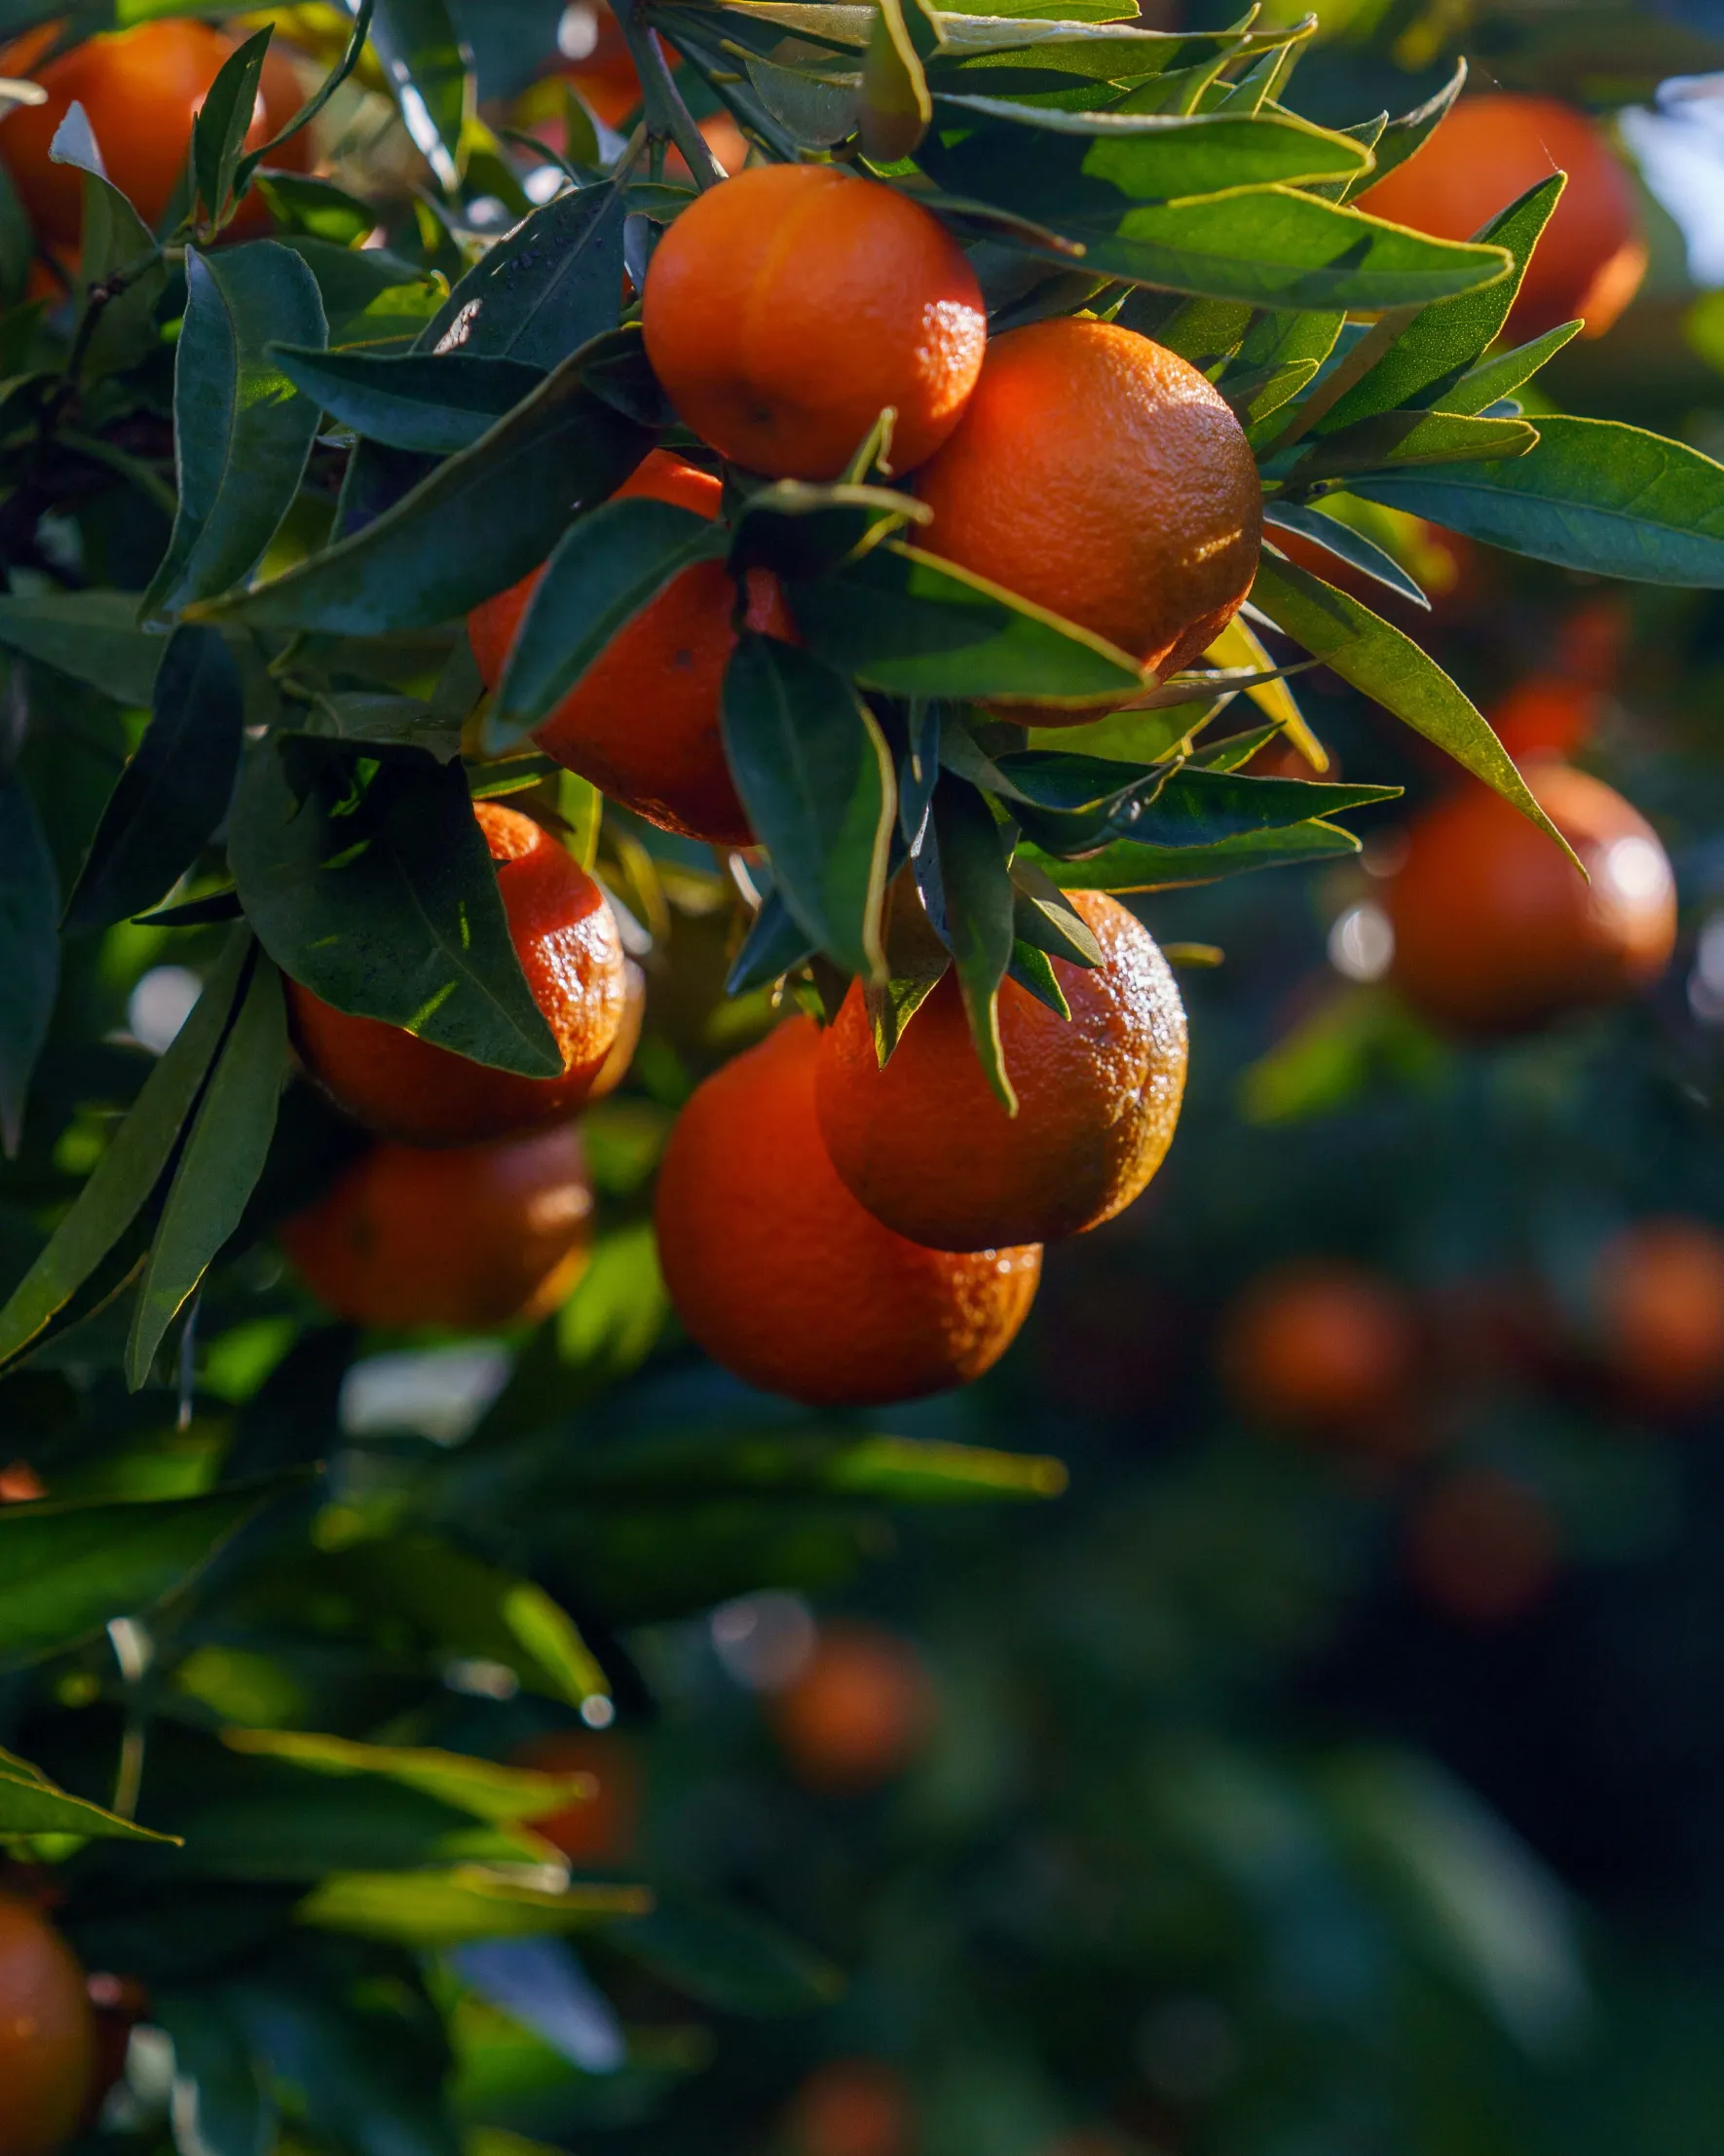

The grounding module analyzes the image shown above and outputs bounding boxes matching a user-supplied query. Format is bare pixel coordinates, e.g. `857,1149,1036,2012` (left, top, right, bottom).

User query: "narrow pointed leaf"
0,1746,180,1843
194,27,273,228
1264,506,1429,610
269,346,545,453
925,774,1016,1110
1029,817,1362,890
0,776,58,1157
0,590,163,705
235,0,375,187
418,182,627,368
727,889,817,996
1435,321,1583,418
370,0,473,187
1286,409,1538,484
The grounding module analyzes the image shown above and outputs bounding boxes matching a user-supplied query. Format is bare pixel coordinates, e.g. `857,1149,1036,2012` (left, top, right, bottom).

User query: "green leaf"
612,1896,843,2016
0,776,58,1157
0,930,249,1371
223,1730,598,1825
1352,58,1467,197
299,1869,649,1948
0,1481,291,1669
1263,505,1429,610
417,182,626,369
235,0,375,189
1317,175,1564,434
228,742,562,1077
557,1427,1068,1501
487,497,727,752
0,1744,180,1844
285,239,444,349
1249,553,1574,856
152,1994,275,2156
194,26,273,229
196,328,656,633
788,542,1144,706
52,119,169,379
370,0,474,188
929,99,1371,195
721,635,893,982
921,774,1016,1110
145,243,329,622
0,589,163,704
1284,409,1538,485
1434,321,1583,419
1008,938,1069,1016
1027,816,1362,891
1350,415,1724,586
64,625,244,933
252,172,375,246
727,889,818,996
269,345,545,454
126,957,286,1389
1121,765,1399,846
728,480,931,580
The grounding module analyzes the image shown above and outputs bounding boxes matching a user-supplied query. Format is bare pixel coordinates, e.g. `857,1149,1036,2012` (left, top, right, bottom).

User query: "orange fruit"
513,1730,642,1866
1358,95,1645,341
0,19,311,248
782,2059,916,2156
0,1461,45,1501
0,1894,96,2156
814,893,1186,1251
654,1018,1041,1406
468,451,793,847
1406,1470,1557,1626
914,318,1263,703
768,1621,935,1794
287,801,628,1146
642,164,987,480
1385,759,1676,1036
1488,676,1599,763
1593,1216,1724,1411
281,1124,593,1330
1222,1262,1417,1437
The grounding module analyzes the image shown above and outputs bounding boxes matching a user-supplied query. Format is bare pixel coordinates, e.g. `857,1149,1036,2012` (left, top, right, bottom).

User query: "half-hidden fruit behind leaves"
1406,1470,1558,1627
1385,760,1676,1036
1221,1262,1418,1444
768,1622,935,1794
815,893,1186,1252
1593,1216,1724,1412
0,1894,96,2156
513,1729,642,1866
782,2058,917,2156
914,317,1263,707
641,164,988,480
281,1125,594,1331
468,451,792,847
286,802,628,1147
554,0,673,129
1358,94,1646,341
0,19,310,247
654,1019,1041,1407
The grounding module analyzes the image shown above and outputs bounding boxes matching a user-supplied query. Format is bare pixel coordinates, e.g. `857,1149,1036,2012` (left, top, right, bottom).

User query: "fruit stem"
614,0,727,188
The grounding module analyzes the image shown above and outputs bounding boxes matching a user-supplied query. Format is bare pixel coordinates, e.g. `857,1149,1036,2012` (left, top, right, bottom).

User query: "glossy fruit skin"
654,1018,1041,1407
0,20,310,248
287,802,628,1147
512,1729,642,1866
281,1124,594,1331
914,317,1262,704
1594,1217,1724,1411
468,452,792,847
0,1894,96,2156
769,1622,934,1793
782,2058,916,2156
815,894,1187,1252
1359,95,1645,341
642,164,987,480
1385,760,1676,1037
1222,1263,1416,1435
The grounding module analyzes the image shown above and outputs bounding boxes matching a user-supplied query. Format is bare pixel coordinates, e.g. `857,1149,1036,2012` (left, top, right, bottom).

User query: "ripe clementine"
468,451,793,847
1385,759,1676,1036
654,1019,1041,1406
512,1729,642,1866
281,1124,593,1331
590,958,646,1101
814,893,1186,1251
768,1621,935,1794
1221,1262,1417,1439
0,19,310,249
782,2059,916,2156
0,1894,96,2156
1593,1216,1724,1412
1406,1470,1557,1626
0,1460,45,1501
914,318,1262,702
287,801,628,1146
642,164,987,480
1359,95,1645,341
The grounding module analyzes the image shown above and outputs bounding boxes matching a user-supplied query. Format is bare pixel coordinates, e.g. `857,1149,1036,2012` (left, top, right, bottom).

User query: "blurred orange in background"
768,1622,936,1794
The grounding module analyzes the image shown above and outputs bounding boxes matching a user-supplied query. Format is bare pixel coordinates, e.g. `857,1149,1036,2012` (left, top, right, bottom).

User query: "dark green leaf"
1263,505,1429,610
1120,764,1399,846
1350,415,1724,586
1353,58,1467,196
487,496,727,752
270,345,544,454
0,930,250,1371
924,774,1016,1109
235,0,375,188
1250,553,1573,852
127,957,286,1388
611,1896,843,2016
1434,321,1583,418
64,625,244,933
1028,816,1362,890
417,181,626,368
0,1744,179,1843
721,635,893,982
197,328,656,632
194,26,273,228
252,172,376,246
0,1481,293,1669
284,239,444,348
1008,938,1069,1017
559,1426,1068,1500
727,889,816,995
300,1869,647,1946
228,742,561,1076
0,590,163,704
931,99,1368,195
1011,855,1104,965
371,0,474,186
0,776,58,1158
145,243,328,621
789,542,1143,706
729,480,930,579
153,1995,276,2156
